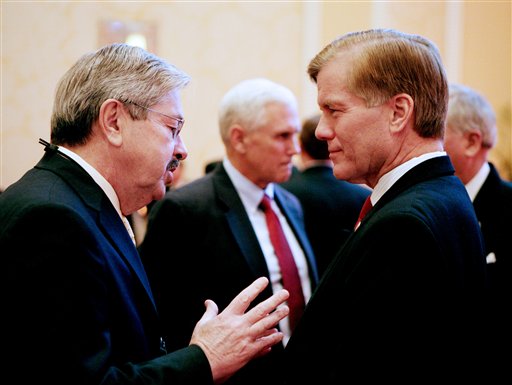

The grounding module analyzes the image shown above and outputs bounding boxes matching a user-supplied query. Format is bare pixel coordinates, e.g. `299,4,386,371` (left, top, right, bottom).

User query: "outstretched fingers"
251,328,284,359
246,289,289,333
221,277,290,335
223,277,271,314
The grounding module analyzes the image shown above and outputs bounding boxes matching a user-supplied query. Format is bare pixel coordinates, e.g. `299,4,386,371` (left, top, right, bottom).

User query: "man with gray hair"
140,77,318,385
444,83,512,353
0,44,290,385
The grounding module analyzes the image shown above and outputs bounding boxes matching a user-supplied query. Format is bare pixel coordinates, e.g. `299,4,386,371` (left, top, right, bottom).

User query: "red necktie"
354,196,373,230
260,194,305,332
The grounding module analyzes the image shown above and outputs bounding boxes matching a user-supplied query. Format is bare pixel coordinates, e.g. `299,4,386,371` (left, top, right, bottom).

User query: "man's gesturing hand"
189,277,290,384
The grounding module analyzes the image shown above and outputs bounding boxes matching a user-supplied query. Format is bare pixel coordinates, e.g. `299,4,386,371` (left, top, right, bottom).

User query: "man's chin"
152,185,168,201
277,172,292,183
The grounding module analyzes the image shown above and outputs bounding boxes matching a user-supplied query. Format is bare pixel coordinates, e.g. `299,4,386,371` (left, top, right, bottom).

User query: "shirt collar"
58,146,123,218
371,151,447,205
223,157,274,213
465,162,490,202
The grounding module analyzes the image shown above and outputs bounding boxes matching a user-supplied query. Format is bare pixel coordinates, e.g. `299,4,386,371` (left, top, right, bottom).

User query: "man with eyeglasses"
0,43,290,385
128,101,185,139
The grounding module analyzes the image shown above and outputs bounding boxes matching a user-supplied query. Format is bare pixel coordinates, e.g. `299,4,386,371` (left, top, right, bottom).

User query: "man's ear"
389,93,414,133
98,99,125,146
464,130,483,156
230,125,247,153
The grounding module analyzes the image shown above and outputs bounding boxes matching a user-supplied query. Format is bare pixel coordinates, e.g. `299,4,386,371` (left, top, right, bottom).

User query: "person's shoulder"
170,172,214,194
336,180,371,193
481,162,512,200
2,166,86,209
279,172,304,191
274,183,301,205
494,168,512,193
163,171,230,211
280,166,328,190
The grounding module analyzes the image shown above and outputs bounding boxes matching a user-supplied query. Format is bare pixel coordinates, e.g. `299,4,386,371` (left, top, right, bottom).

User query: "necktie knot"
354,196,373,230
259,194,272,212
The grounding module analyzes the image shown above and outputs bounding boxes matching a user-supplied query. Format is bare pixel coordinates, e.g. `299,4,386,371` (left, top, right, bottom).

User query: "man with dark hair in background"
280,113,370,276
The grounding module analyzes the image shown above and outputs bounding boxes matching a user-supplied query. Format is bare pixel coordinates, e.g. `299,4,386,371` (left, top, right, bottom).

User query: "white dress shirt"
223,158,311,345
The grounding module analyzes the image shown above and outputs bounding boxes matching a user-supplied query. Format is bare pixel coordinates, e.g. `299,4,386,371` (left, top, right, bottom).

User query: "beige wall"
462,1,511,179
1,1,511,191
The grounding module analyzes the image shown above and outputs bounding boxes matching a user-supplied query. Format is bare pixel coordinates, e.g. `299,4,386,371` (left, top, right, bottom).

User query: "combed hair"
51,43,190,146
447,83,497,148
218,78,298,144
308,28,448,139
300,114,328,160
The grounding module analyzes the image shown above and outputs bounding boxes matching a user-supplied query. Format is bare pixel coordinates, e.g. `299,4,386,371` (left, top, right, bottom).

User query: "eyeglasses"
128,101,184,138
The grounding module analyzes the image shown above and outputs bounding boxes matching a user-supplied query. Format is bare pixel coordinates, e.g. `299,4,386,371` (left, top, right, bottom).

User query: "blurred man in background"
444,82,512,353
140,78,318,385
280,113,370,275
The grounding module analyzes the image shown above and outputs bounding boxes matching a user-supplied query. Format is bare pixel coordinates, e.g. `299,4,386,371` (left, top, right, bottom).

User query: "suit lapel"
213,166,271,278
37,149,157,310
274,187,319,285
315,156,456,291
473,162,499,217
97,201,156,308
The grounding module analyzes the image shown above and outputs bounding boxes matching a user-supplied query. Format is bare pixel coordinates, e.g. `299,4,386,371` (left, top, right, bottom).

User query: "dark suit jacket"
139,163,318,385
474,163,512,344
0,148,212,385
282,156,488,383
280,165,371,276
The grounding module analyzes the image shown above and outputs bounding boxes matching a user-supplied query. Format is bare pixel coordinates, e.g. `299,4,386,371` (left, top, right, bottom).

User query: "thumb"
197,299,219,324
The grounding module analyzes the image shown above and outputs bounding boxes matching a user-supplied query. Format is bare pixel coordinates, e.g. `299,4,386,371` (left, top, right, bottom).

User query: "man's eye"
168,125,181,139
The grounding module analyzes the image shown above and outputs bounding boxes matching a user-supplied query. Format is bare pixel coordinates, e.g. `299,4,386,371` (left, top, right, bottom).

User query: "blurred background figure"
139,78,318,385
280,113,371,276
129,160,190,244
444,83,512,337
168,158,190,189
204,159,222,174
